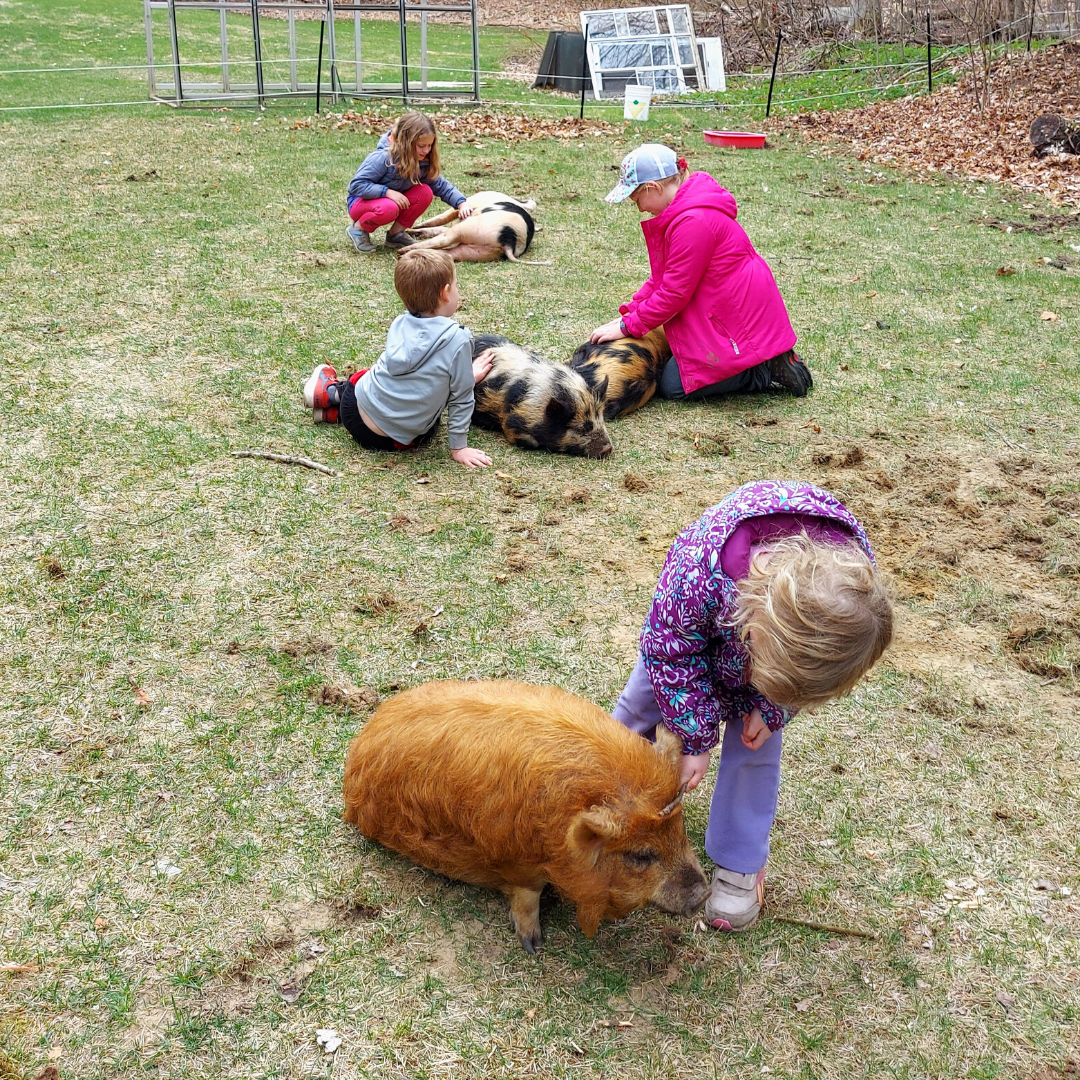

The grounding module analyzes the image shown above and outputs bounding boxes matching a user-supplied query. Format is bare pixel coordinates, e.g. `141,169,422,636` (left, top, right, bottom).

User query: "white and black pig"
405,191,536,262
470,334,613,458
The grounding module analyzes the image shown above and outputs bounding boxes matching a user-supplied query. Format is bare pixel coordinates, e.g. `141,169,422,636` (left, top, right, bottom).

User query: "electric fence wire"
3,8,1068,81
2,11,1073,115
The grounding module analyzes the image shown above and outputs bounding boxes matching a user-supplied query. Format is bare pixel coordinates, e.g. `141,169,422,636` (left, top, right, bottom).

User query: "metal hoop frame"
144,0,481,105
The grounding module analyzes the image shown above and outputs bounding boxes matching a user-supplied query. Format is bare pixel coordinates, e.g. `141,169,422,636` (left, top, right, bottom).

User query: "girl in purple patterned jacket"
613,480,893,931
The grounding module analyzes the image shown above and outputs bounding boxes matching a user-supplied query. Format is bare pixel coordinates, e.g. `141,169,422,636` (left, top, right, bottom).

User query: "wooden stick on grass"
771,915,878,940
231,450,339,477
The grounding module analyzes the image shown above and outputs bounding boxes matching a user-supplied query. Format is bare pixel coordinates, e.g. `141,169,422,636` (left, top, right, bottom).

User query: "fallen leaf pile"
294,108,619,144
253,0,584,30
782,42,1080,206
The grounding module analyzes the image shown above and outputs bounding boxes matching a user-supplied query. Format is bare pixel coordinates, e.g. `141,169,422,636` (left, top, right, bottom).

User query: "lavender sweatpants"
612,657,782,874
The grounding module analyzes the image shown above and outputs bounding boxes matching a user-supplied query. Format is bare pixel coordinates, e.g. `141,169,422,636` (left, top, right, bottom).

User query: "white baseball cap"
606,143,680,203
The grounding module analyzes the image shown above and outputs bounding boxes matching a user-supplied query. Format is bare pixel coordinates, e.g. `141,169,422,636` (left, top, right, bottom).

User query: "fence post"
926,10,932,93
317,16,325,112
579,24,590,119
1026,0,1036,51
420,0,428,91
398,0,409,104
470,0,480,101
167,0,183,103
288,8,297,93
220,7,230,94
765,27,782,118
144,0,157,99
327,0,341,101
354,10,362,94
252,0,265,107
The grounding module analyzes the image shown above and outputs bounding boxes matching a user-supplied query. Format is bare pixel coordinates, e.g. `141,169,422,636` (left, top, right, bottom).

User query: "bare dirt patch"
315,683,380,711
784,42,1080,206
814,440,1080,693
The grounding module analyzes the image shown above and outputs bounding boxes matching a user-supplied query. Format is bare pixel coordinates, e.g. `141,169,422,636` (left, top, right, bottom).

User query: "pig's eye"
580,420,594,434
622,849,659,870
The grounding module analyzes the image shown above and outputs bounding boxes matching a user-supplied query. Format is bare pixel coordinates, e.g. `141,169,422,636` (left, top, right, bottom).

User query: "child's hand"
590,318,625,344
472,348,495,383
741,709,773,751
680,751,711,792
451,446,492,469
458,203,474,219
388,189,411,210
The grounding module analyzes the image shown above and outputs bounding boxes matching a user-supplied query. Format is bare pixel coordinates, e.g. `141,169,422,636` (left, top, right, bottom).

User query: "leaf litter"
293,108,619,145
784,42,1080,206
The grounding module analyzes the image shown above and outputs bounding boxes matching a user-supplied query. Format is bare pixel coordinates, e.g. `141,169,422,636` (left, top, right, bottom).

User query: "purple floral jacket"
641,480,875,754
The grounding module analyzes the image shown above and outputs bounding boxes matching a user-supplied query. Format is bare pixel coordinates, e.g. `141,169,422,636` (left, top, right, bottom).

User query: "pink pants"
348,183,433,233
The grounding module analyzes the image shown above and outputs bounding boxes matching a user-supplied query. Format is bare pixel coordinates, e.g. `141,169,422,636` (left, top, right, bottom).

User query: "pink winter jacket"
619,171,796,394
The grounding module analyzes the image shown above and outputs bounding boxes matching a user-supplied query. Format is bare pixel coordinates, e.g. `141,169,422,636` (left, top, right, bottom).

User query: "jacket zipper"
708,312,740,358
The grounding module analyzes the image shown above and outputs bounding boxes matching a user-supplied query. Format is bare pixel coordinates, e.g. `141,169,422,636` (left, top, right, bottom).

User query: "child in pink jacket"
591,144,812,401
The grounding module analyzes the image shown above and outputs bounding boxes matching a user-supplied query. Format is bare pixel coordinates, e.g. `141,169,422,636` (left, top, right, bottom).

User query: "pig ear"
566,805,627,865
652,723,683,772
590,375,610,404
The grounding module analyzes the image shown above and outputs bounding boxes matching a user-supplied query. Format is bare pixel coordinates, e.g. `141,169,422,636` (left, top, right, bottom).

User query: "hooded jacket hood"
648,170,738,232
382,314,461,375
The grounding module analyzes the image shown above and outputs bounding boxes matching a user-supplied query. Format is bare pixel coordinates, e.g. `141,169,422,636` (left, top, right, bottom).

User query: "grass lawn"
2,2,1080,1079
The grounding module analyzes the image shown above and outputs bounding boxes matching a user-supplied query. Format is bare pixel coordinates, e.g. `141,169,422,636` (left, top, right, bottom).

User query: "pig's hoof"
518,928,543,955
510,887,544,955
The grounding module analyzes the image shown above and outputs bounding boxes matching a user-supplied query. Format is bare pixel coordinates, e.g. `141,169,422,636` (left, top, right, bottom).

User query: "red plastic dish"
703,130,767,149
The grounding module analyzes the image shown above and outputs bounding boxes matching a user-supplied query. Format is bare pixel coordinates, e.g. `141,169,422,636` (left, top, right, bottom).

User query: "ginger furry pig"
343,680,708,953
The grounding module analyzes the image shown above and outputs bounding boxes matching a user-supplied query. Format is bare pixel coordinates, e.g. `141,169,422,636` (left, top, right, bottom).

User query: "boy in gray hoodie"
303,249,493,468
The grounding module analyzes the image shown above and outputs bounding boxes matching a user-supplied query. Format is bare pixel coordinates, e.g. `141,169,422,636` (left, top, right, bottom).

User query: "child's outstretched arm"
641,544,730,758
427,173,468,212
622,220,714,337
446,338,491,469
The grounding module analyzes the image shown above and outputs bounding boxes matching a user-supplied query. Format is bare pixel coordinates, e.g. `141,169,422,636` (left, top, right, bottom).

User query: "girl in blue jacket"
346,111,470,254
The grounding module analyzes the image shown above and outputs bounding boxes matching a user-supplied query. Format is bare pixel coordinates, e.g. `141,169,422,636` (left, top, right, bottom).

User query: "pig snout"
651,853,710,916
585,433,613,458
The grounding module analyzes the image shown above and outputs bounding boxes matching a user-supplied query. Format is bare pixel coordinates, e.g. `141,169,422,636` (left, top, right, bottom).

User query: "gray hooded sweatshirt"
354,313,474,450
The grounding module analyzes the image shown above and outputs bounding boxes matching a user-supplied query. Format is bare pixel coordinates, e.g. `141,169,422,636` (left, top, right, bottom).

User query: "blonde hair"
635,165,690,199
394,248,455,314
389,111,440,184
733,534,893,710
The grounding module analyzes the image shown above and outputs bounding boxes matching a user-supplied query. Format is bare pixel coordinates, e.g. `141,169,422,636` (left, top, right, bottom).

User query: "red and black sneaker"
765,351,813,398
303,364,340,422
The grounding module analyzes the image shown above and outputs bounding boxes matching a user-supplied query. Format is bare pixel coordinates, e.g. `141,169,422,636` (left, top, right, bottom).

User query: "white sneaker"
704,866,765,931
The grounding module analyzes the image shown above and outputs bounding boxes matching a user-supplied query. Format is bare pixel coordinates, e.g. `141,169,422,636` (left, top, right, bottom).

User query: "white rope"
0,98,165,111
0,58,317,75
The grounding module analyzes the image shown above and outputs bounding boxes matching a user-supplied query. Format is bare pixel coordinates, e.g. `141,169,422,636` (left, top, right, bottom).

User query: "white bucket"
623,84,651,121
